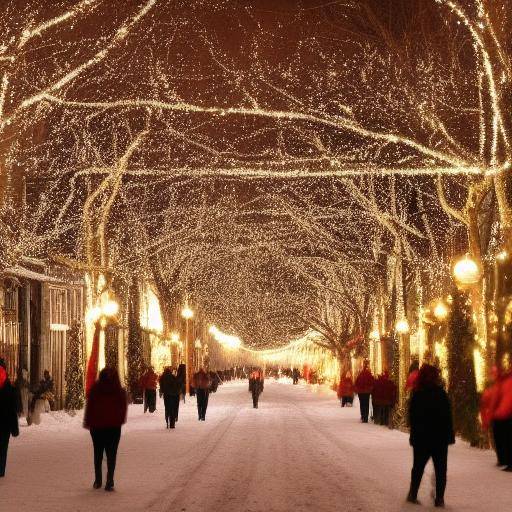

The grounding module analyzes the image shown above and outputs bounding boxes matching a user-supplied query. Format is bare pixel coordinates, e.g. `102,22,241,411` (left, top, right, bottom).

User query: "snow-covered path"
2,380,509,512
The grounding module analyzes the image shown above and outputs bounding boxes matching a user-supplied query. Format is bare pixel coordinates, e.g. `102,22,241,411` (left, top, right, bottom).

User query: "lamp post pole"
185,318,190,395
181,305,194,396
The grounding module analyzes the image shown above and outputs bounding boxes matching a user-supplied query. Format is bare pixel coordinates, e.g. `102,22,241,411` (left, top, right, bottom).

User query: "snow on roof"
2,265,61,283
20,256,46,267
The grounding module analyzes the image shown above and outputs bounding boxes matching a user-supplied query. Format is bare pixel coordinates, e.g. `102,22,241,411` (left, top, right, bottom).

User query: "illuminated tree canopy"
0,0,510,350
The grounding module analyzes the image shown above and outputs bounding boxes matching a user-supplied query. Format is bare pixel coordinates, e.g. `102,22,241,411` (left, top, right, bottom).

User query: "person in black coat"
159,367,181,429
0,360,20,478
249,370,264,409
407,364,455,508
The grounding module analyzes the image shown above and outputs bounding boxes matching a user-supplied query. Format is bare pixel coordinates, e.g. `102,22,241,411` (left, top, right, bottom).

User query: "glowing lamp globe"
85,306,102,324
453,255,481,287
102,300,119,317
194,338,202,349
181,306,194,319
433,302,448,321
395,319,409,334
170,332,180,343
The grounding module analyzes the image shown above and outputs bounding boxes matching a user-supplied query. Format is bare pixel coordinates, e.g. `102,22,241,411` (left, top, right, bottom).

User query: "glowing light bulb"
85,306,102,323
102,299,119,317
453,254,482,287
181,306,193,319
433,302,448,321
395,319,409,334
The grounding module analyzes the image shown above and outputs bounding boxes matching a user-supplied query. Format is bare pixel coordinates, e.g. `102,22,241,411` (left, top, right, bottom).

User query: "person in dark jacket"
140,366,158,413
355,360,374,423
372,371,397,426
84,368,127,491
407,364,455,508
176,364,186,402
192,368,211,420
0,360,19,478
249,369,264,408
159,367,181,429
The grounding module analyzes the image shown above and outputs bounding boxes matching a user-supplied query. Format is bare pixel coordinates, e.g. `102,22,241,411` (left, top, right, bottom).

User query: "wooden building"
0,258,85,409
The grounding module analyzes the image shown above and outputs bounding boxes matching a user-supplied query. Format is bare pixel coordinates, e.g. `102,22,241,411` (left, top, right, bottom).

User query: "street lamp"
395,319,410,334
181,304,194,395
452,254,482,288
433,302,449,322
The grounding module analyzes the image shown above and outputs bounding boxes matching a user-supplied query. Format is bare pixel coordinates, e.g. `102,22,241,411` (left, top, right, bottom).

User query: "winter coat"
249,377,264,395
140,370,159,390
35,376,54,400
337,377,354,399
372,375,397,406
159,371,181,396
480,384,497,430
355,369,374,394
406,369,420,392
192,370,211,390
0,367,19,436
492,372,512,421
84,373,127,430
409,385,455,448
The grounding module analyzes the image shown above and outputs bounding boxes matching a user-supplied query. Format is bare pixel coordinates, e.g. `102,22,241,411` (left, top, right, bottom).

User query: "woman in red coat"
337,371,354,407
84,368,127,491
491,369,512,471
355,360,375,423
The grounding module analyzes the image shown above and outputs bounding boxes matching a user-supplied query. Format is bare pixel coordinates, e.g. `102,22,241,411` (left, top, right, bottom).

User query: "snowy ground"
2,380,509,512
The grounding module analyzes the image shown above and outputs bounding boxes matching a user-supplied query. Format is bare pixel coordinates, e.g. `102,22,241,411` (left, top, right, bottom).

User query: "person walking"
0,360,19,478
84,368,127,492
159,367,181,429
249,369,264,408
292,367,300,385
337,370,354,407
176,364,186,403
192,368,211,421
491,368,512,471
355,360,374,423
407,364,455,508
372,371,397,426
480,367,506,466
140,366,158,413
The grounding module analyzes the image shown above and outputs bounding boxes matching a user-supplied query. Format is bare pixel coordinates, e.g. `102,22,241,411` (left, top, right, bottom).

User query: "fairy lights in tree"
0,1,509,355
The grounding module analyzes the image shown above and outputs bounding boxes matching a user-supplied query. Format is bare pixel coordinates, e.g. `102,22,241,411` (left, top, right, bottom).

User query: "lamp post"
452,254,482,289
181,305,194,395
395,318,410,404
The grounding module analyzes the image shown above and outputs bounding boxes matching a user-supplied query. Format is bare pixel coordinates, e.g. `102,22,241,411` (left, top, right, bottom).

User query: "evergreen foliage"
127,282,144,402
447,287,480,446
65,322,84,411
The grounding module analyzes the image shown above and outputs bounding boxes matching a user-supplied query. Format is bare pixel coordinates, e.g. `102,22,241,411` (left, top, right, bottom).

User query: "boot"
434,497,445,508
105,480,114,492
93,481,102,489
406,491,420,505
